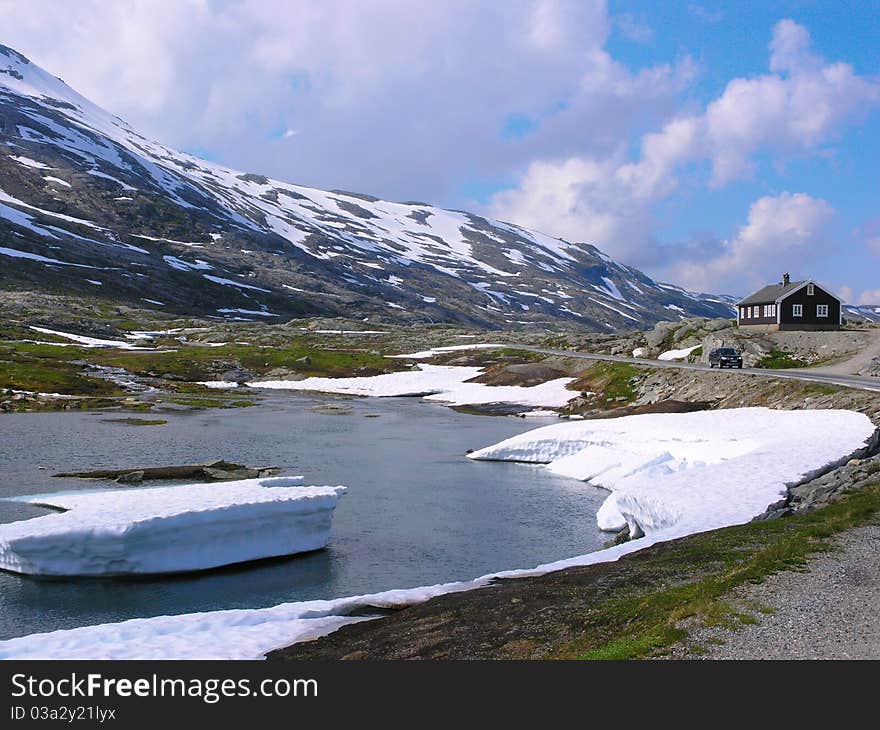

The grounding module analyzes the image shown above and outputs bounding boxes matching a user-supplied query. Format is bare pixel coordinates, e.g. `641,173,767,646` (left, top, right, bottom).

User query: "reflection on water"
0,393,609,640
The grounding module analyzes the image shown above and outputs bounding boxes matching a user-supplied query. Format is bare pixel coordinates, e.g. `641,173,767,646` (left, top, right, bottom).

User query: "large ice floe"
248,364,578,408
0,477,345,577
0,408,873,660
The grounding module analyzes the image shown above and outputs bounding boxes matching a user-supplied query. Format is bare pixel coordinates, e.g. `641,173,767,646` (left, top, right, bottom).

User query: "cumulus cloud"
488,154,658,263
857,290,880,306
3,0,680,203
666,193,835,294
488,19,877,290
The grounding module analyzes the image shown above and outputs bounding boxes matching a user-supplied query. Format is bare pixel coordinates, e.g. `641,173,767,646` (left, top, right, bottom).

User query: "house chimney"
783,272,790,286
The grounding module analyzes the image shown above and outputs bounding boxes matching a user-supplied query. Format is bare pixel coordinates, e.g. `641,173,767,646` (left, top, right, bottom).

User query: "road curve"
521,347,880,394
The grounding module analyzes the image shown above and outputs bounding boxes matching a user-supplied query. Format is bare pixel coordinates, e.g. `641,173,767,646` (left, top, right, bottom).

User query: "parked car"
708,347,743,369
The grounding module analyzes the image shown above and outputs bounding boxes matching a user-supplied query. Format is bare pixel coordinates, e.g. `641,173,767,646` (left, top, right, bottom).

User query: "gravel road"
669,524,880,660
805,328,880,377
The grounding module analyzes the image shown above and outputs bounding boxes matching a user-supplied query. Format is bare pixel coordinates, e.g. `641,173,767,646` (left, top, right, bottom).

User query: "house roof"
738,280,806,306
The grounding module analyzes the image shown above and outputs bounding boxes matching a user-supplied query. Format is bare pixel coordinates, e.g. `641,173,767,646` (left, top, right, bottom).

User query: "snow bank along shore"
468,408,874,538
0,477,345,576
0,408,873,659
248,363,578,408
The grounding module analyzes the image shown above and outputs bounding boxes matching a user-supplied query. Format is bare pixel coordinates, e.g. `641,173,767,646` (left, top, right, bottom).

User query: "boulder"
645,321,678,348
705,318,735,333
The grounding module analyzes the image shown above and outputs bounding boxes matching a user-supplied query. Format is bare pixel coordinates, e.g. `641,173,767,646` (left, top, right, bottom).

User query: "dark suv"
708,347,743,369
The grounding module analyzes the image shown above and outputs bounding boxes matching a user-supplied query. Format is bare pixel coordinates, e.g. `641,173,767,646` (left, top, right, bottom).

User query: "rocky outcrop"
757,428,880,519
54,461,281,483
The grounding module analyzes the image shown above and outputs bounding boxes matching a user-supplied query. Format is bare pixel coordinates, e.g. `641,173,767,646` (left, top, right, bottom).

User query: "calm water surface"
0,393,610,640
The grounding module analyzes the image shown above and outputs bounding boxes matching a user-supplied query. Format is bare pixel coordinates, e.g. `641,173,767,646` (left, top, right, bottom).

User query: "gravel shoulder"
804,328,880,377
667,524,880,660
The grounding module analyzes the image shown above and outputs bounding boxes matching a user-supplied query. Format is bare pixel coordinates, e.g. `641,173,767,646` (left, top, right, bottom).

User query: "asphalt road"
522,347,880,394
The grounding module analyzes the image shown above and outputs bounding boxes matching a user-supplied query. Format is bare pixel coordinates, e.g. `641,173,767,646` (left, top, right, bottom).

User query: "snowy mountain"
0,44,735,329
844,305,880,324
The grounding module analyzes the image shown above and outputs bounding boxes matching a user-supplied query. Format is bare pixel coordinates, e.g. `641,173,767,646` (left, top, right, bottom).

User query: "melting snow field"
468,408,874,537
657,345,701,361
0,477,345,577
248,364,578,408
0,408,873,660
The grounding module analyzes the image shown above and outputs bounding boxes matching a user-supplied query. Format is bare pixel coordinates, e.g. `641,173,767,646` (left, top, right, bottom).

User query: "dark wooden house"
737,274,842,331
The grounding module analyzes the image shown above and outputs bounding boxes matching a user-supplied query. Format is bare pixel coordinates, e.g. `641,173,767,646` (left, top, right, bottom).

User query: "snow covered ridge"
247,364,578,408
0,477,346,576
28,326,150,349
0,44,737,328
468,408,875,538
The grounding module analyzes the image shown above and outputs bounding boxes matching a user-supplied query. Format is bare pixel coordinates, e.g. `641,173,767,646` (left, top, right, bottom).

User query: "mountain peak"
0,46,735,329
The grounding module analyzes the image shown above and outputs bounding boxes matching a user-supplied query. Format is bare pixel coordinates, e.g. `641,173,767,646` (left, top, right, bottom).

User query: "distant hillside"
844,305,880,324
0,44,735,330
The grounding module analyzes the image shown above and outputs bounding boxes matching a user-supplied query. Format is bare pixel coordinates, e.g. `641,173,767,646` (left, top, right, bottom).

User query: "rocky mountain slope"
844,305,880,324
0,44,735,329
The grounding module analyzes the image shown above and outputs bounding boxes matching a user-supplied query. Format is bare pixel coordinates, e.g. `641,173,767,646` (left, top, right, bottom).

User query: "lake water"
0,393,610,640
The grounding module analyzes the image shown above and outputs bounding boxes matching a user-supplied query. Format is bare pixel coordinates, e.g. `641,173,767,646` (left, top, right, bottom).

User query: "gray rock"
645,321,677,348
115,470,144,484
704,318,735,332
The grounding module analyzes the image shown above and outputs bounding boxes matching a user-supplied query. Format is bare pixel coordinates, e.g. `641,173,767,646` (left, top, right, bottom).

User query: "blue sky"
3,0,878,300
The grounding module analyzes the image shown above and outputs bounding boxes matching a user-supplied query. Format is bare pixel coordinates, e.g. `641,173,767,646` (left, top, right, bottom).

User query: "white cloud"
704,22,879,186
857,289,880,306
488,19,876,288
667,193,835,294
489,154,657,262
0,0,633,202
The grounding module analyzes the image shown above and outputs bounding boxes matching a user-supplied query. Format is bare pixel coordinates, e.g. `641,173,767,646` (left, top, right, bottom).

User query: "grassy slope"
275,478,880,661
556,482,880,659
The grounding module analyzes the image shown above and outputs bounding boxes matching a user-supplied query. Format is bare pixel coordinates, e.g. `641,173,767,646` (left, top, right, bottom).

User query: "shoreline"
270,455,880,660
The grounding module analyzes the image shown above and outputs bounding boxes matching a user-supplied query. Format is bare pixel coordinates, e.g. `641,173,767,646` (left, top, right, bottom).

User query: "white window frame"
807,283,815,296
747,306,752,318
817,304,829,318
793,304,803,317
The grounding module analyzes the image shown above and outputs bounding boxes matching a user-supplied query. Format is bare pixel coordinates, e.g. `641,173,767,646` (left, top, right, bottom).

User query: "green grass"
0,331,408,411
687,346,703,363
0,346,123,396
755,349,808,369
550,483,880,659
571,361,642,404
92,342,408,381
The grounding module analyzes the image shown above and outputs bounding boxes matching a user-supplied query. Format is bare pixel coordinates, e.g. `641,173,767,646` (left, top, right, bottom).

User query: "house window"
747,306,752,318
793,304,803,317
807,283,815,296
817,304,829,317
740,307,746,319
770,304,776,317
